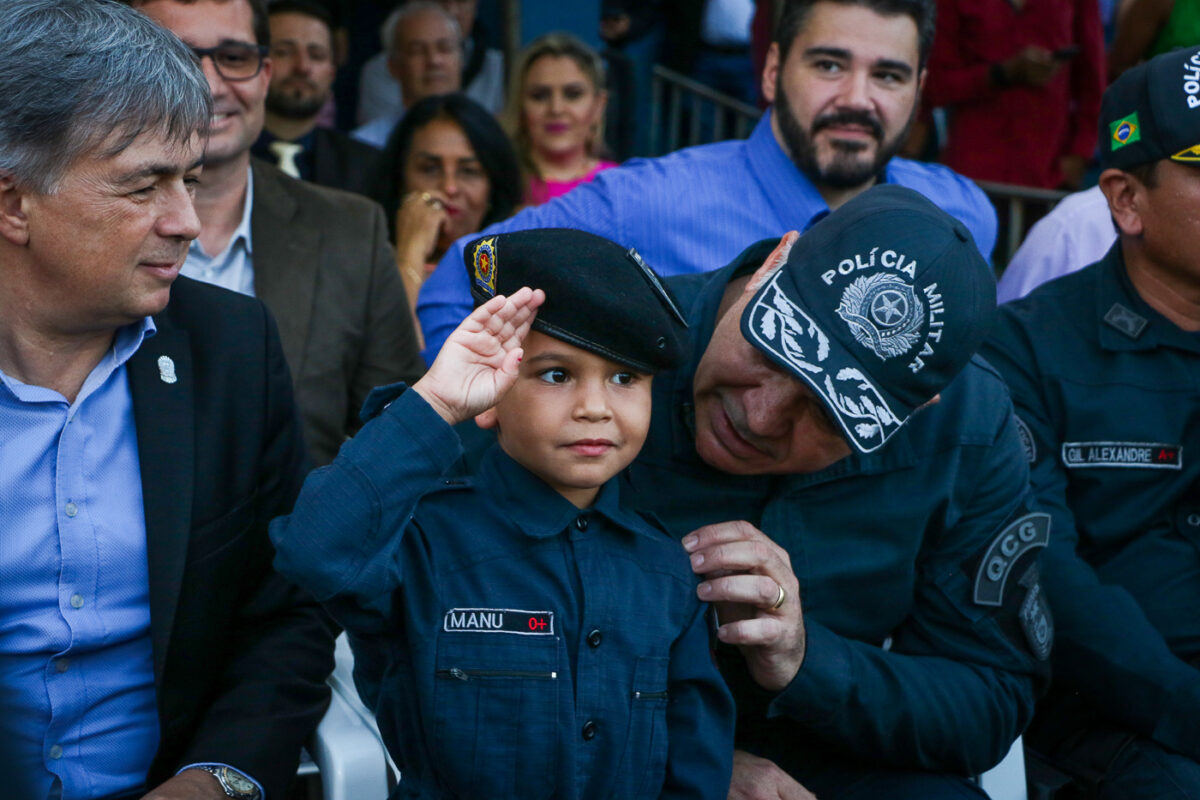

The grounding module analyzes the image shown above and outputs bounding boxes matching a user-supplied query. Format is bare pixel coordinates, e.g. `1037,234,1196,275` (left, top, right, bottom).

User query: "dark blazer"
129,276,335,797
311,127,381,198
253,128,380,197
250,159,424,465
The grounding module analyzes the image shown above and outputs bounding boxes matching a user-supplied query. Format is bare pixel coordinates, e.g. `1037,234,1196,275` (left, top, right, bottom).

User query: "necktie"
268,141,303,179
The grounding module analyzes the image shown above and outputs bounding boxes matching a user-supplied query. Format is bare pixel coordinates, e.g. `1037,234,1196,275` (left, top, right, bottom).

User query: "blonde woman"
506,33,617,206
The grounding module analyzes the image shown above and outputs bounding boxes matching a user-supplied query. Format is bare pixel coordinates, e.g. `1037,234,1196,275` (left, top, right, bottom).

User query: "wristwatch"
193,765,261,799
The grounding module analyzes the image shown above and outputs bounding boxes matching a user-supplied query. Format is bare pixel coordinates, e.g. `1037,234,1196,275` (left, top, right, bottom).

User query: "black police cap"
465,228,688,374
738,185,996,454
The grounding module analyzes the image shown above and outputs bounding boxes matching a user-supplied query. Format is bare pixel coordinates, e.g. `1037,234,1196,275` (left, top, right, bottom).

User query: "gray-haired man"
0,1,334,798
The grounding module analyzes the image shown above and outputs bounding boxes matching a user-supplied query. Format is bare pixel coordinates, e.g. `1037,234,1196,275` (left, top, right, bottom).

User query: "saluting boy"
271,229,736,799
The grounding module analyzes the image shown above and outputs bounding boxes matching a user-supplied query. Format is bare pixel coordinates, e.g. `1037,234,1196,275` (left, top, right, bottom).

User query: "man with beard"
414,0,996,364
252,0,380,196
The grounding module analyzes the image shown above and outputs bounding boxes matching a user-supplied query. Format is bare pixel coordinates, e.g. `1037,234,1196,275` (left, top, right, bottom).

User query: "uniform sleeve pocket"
431,635,560,799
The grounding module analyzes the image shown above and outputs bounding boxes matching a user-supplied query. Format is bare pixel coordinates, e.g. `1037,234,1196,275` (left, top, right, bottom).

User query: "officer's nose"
743,375,807,440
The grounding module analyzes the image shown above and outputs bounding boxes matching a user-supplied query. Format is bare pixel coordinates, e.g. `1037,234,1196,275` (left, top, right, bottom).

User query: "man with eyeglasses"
127,0,425,467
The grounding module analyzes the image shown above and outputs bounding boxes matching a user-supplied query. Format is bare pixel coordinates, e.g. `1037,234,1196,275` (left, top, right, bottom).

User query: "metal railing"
648,64,762,156
976,181,1068,267
646,65,1069,266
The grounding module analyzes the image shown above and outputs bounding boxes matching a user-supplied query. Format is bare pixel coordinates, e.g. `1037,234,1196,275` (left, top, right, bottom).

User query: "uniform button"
56,659,70,673
581,720,597,740
69,594,84,609
64,502,78,518
587,629,602,648
49,745,63,760
1188,513,1200,527
574,516,589,531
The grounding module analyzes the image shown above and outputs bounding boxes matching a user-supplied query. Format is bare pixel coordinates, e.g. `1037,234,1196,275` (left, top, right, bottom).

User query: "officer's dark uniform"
983,245,1200,794
981,45,1200,799
626,266,1048,793
623,189,1051,799
271,229,736,799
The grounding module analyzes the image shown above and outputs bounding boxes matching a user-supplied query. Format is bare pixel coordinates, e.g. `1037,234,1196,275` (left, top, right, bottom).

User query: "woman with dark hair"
375,93,521,325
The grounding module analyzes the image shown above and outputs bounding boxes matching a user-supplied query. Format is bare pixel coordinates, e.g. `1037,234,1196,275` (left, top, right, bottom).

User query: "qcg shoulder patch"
973,512,1051,607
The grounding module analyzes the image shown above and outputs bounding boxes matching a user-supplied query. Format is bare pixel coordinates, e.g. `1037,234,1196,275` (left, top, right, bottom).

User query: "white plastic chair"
305,633,398,800
978,736,1028,800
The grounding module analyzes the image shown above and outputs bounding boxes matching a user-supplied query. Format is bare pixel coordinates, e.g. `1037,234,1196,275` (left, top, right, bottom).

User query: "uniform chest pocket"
615,655,671,797
432,635,560,799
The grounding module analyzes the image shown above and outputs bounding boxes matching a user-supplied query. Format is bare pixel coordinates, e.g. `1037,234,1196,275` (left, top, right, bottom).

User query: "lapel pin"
157,355,178,385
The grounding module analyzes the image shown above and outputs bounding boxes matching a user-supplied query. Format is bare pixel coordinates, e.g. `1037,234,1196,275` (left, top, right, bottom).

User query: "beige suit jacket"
251,159,423,465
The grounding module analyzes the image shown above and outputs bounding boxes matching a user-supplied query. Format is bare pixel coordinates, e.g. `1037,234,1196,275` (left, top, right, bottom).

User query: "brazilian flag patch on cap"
1110,112,1141,150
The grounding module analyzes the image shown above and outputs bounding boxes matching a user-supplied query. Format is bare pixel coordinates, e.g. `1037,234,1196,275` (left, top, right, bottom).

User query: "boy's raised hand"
413,287,545,425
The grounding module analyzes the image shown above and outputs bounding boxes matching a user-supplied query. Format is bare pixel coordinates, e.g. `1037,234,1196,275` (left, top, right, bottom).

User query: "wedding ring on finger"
771,582,786,610
419,191,443,210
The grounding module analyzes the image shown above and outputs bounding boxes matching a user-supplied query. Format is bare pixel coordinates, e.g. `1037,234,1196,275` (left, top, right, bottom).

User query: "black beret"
465,228,688,373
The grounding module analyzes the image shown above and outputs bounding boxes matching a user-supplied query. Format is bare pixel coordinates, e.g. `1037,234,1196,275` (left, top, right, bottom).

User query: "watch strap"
191,764,261,800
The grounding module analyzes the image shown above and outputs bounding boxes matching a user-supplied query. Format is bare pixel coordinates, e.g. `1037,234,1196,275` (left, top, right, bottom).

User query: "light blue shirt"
351,111,403,151
0,319,160,799
182,167,255,296
701,0,754,46
416,110,997,363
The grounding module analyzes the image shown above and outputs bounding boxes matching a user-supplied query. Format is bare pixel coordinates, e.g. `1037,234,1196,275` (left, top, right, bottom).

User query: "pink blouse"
524,160,618,207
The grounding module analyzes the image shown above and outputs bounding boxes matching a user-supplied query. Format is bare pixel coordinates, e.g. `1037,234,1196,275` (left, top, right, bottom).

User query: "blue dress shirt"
0,319,160,799
351,112,402,151
181,168,255,296
416,110,997,364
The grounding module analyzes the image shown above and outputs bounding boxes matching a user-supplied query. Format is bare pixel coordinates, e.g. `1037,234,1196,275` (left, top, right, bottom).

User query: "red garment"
924,0,1105,188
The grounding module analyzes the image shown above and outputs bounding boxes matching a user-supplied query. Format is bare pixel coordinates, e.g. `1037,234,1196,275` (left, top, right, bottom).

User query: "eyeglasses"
190,43,269,82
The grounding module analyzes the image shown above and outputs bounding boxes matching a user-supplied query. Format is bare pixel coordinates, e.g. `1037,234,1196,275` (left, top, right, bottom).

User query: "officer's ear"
475,408,499,430
1098,166,1146,237
745,230,800,294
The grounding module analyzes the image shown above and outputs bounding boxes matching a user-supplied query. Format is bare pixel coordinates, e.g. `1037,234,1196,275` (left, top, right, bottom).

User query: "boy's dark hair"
774,0,936,71
375,92,522,243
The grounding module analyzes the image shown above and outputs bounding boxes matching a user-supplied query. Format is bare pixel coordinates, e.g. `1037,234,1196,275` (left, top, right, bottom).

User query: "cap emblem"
472,237,498,297
836,273,924,360
744,271,902,452
1110,112,1140,150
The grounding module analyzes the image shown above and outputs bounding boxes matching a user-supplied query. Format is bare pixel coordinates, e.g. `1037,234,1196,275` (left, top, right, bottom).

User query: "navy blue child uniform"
271,229,736,799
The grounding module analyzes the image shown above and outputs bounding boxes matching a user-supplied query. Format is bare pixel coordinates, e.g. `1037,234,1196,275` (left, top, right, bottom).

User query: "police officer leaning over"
624,185,1051,799
982,46,1200,799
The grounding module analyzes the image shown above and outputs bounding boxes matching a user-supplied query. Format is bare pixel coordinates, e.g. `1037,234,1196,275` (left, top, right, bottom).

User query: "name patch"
1062,442,1182,470
974,513,1051,607
443,608,554,635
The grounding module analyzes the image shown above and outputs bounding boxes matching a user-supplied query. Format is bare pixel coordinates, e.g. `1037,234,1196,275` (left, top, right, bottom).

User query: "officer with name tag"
270,229,736,798
982,46,1200,799
623,185,1051,799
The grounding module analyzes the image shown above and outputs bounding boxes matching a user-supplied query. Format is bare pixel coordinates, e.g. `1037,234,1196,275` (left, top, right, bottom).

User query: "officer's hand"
683,521,805,692
413,287,545,424
728,750,818,800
